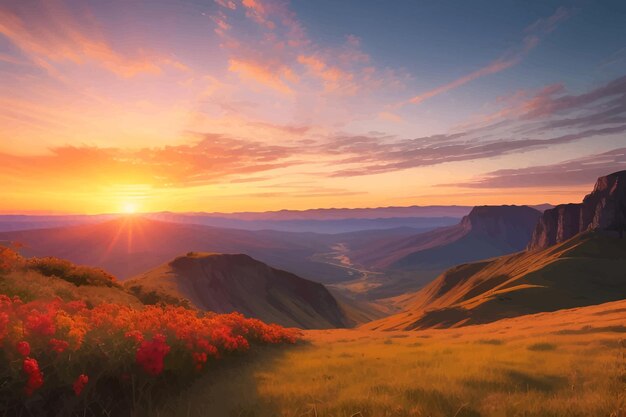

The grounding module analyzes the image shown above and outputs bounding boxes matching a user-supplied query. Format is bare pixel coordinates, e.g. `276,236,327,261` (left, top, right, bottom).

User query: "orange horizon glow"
1,1,624,215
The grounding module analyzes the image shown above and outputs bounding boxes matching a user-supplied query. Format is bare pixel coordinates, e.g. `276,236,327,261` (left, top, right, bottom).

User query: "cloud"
212,0,406,100
0,1,187,78
0,134,296,188
228,58,296,94
460,75,626,132
325,125,626,177
399,7,570,107
448,148,626,188
297,54,354,93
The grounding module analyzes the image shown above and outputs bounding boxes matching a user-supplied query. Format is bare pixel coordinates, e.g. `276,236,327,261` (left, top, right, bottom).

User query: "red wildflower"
72,374,88,396
0,312,8,342
135,334,170,376
16,341,30,357
192,352,208,370
25,311,55,336
49,338,69,353
22,357,44,396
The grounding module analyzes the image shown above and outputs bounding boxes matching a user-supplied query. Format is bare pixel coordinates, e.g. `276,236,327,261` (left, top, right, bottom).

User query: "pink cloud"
0,1,188,78
228,58,295,94
211,0,406,102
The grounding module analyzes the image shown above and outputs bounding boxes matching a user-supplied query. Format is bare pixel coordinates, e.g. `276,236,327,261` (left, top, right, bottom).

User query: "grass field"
154,300,626,417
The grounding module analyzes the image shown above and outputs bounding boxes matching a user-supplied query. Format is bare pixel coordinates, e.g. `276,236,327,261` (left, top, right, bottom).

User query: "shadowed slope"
125,252,351,329
364,231,626,330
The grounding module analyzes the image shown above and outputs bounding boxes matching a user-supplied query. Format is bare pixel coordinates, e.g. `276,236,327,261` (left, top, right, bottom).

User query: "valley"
3,2,625,415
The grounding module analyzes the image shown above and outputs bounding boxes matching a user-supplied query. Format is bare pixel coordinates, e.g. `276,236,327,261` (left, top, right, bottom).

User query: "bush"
27,257,120,288
0,295,301,415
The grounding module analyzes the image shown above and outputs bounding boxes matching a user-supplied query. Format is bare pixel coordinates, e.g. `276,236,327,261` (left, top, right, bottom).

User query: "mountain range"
366,170,626,330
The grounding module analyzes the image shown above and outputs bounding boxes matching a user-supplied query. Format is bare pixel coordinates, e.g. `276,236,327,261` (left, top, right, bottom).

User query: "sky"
0,0,625,214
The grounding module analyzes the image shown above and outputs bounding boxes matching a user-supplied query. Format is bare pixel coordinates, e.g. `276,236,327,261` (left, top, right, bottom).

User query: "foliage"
0,295,301,415
27,256,120,288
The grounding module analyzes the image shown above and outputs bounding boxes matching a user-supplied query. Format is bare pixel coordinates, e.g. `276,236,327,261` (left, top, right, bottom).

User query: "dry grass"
154,300,626,417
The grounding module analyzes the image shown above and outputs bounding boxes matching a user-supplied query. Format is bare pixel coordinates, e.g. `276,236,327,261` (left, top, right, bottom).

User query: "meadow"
157,300,626,417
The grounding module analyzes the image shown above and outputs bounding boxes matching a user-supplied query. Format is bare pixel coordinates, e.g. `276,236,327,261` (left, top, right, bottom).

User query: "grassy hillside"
151,299,626,417
364,231,626,330
0,247,141,306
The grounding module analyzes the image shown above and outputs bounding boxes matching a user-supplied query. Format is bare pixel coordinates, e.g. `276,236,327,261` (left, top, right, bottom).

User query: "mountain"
349,206,541,294
125,252,350,329
0,217,356,283
144,214,459,234
0,214,116,232
363,231,626,330
149,205,474,221
529,170,626,250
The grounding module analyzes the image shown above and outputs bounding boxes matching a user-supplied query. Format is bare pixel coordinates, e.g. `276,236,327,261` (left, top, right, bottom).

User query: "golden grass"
153,300,626,417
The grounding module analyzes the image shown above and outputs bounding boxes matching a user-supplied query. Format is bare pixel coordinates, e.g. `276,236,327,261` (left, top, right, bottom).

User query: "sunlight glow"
121,202,138,214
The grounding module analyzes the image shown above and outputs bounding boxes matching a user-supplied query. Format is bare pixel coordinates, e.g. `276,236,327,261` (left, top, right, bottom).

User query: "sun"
121,201,138,214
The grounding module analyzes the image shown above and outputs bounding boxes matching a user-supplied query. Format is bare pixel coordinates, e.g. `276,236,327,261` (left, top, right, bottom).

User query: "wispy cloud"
0,134,296,188
213,0,407,98
324,125,626,177
318,73,626,177
0,1,187,78
398,7,571,107
448,147,626,188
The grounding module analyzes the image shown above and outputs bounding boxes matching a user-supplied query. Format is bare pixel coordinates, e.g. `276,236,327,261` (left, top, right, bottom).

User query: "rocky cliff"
528,170,626,250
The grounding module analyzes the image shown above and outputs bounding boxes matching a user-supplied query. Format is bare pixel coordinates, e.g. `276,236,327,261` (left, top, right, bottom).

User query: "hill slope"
363,231,626,330
125,252,351,329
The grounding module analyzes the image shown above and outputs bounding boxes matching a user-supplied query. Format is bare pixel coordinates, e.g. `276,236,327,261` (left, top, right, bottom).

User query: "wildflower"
72,374,88,396
22,357,44,396
135,334,170,376
16,341,30,357
192,352,208,370
25,311,55,336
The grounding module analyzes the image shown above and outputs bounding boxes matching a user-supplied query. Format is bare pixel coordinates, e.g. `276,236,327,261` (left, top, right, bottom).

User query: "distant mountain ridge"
529,170,626,250
0,218,356,282
125,252,351,329
352,205,541,272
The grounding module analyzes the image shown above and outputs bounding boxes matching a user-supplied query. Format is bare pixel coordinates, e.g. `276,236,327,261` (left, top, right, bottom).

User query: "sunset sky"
1,0,625,214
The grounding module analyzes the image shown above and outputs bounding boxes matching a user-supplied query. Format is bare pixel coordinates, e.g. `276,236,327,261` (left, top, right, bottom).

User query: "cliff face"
528,170,626,250
460,205,542,248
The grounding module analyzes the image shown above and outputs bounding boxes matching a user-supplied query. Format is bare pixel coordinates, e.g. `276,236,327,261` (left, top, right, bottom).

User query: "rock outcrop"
460,205,542,249
528,170,626,250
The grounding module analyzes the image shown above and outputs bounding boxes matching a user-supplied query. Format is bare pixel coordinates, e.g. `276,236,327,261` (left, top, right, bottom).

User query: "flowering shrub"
0,294,301,414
